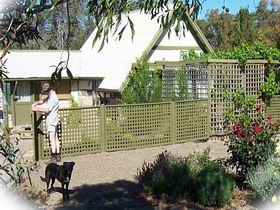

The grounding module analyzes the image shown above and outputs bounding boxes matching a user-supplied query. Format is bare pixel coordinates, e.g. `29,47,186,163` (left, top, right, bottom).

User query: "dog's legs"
46,179,50,190
66,183,70,199
62,183,66,201
50,177,55,189
45,171,51,190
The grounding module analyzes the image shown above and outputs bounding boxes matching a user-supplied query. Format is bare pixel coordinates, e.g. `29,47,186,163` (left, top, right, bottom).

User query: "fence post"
32,112,41,161
170,101,177,144
32,112,37,161
100,104,106,152
207,62,211,138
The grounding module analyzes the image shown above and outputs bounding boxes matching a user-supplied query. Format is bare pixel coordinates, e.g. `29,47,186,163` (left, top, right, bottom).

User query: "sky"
198,0,260,19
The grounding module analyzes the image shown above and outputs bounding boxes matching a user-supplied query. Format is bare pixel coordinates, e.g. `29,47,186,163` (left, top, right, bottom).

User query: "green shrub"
0,139,46,206
67,98,81,127
185,147,212,176
246,157,280,201
172,69,189,101
137,151,192,199
192,162,235,207
121,57,162,104
138,149,236,207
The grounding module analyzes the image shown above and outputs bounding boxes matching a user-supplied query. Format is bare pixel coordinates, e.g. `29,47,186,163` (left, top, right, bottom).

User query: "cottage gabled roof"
4,8,214,92
80,9,213,92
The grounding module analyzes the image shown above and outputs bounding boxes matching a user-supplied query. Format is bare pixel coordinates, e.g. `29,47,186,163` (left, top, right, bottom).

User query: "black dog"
41,162,75,201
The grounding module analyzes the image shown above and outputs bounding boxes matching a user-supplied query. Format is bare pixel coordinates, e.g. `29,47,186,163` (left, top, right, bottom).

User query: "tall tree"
255,0,280,48
198,0,280,51
233,8,256,46
13,0,95,50
198,9,235,51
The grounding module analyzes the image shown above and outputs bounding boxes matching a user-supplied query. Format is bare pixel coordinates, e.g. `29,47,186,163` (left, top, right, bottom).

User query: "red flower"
256,104,262,111
254,124,261,133
267,114,273,120
232,123,242,135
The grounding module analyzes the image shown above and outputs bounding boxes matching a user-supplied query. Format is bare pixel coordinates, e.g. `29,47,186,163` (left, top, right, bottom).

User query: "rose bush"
224,90,279,180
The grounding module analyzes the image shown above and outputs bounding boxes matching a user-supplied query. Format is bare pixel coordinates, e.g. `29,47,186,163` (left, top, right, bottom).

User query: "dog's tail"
40,176,46,182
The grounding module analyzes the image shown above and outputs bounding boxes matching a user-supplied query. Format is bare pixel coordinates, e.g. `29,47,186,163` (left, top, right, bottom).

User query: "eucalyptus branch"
50,0,73,83
0,21,26,62
30,0,69,15
0,18,13,41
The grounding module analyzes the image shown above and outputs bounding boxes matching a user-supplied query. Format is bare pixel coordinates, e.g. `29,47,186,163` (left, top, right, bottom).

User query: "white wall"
149,27,202,62
70,80,94,107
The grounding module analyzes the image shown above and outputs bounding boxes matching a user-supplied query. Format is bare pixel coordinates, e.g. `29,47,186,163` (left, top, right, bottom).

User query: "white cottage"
3,8,213,126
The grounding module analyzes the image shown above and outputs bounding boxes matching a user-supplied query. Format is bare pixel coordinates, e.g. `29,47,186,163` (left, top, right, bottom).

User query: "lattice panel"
162,63,208,101
162,69,176,100
208,63,265,135
40,107,102,159
208,63,243,135
184,64,208,99
176,100,209,143
245,64,265,96
266,96,280,123
105,103,172,151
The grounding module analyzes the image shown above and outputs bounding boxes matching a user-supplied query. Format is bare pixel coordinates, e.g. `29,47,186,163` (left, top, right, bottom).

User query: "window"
16,81,31,102
78,80,102,96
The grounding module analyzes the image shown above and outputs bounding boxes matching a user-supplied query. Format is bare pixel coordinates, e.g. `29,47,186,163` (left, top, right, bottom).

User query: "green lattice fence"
33,59,275,160
33,100,209,160
35,107,102,159
208,60,265,135
160,59,265,136
105,103,172,151
175,100,209,143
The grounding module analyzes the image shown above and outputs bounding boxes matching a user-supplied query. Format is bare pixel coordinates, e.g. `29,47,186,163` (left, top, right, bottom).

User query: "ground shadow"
52,180,155,210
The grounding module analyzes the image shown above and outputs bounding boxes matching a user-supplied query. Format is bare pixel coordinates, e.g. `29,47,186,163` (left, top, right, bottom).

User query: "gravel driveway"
26,139,229,210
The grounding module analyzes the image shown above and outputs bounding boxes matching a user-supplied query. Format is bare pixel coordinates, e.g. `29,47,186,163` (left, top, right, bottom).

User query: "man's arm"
32,100,44,106
32,101,49,113
32,105,49,113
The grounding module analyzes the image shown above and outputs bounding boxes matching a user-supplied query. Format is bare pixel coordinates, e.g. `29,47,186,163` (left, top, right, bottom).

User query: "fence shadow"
53,180,155,210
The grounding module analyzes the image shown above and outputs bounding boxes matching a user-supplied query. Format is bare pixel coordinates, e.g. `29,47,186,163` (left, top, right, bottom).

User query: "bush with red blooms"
224,90,279,180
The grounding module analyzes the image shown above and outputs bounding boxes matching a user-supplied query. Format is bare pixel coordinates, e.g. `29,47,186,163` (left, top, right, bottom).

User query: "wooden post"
32,112,39,161
170,101,177,144
100,104,106,152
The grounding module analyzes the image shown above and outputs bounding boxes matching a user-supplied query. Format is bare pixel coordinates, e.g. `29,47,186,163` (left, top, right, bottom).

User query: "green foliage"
246,157,280,201
0,140,35,188
0,139,45,205
224,90,280,179
137,151,192,199
185,147,212,176
192,162,235,207
87,0,202,51
216,43,257,70
182,42,280,71
67,98,81,127
172,70,189,101
121,57,162,104
137,149,236,207
181,49,208,60
260,72,279,106
198,2,280,51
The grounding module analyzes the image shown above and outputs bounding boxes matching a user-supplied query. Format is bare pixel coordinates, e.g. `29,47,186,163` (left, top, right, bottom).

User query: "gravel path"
27,139,229,210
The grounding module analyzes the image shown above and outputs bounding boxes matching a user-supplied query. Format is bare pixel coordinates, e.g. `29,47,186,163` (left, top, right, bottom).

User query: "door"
13,81,33,126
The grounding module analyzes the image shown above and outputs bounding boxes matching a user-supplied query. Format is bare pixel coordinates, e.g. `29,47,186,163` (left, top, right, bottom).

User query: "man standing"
32,82,60,163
